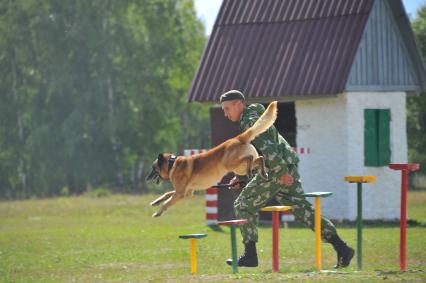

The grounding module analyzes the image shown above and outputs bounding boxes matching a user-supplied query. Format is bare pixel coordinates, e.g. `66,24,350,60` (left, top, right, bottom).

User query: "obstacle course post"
389,163,420,271
303,192,332,271
261,205,292,272
344,175,376,270
218,219,248,273
178,234,207,274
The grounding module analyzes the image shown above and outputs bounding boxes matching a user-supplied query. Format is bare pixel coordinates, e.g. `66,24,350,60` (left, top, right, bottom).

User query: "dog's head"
146,153,175,184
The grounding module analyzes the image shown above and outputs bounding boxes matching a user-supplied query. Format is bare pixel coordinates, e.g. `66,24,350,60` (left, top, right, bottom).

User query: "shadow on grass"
255,219,426,228
207,224,225,233
375,269,425,275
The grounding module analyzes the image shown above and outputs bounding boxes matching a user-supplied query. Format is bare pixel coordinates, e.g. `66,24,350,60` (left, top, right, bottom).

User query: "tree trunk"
103,1,123,191
182,110,189,150
11,50,27,197
137,154,145,193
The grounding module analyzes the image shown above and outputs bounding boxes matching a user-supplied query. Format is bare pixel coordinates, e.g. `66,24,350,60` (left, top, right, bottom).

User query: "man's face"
221,100,244,122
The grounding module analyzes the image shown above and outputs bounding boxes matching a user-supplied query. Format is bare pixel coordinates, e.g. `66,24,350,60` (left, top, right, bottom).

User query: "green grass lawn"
0,192,425,282
408,191,426,223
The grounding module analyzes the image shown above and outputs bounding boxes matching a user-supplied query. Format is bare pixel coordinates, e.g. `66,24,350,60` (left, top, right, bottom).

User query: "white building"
188,0,426,220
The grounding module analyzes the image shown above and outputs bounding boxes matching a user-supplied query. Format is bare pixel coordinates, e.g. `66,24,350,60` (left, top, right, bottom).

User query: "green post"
344,176,375,271
218,219,247,274
357,182,363,270
230,225,238,274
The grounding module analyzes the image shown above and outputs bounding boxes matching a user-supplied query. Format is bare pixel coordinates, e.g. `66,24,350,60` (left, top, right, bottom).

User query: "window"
364,109,391,166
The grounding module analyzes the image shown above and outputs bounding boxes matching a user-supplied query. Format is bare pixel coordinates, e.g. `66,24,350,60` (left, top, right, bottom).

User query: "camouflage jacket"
239,103,299,178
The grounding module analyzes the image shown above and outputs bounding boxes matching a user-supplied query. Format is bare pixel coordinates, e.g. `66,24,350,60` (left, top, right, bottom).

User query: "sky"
194,0,426,35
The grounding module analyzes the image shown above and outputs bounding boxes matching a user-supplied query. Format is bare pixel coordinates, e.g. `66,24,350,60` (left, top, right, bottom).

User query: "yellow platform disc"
261,205,292,212
344,176,376,183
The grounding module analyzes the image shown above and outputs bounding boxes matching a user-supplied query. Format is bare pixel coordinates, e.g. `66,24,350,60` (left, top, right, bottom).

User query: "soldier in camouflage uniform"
220,90,354,268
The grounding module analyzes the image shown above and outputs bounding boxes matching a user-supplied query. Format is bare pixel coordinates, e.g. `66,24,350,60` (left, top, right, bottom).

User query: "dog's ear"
157,153,165,167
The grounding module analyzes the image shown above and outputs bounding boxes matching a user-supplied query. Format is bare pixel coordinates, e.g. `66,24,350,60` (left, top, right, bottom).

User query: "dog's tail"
238,101,278,144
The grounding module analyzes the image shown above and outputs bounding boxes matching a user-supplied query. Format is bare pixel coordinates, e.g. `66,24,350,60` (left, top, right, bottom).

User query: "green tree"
408,4,426,170
0,0,208,198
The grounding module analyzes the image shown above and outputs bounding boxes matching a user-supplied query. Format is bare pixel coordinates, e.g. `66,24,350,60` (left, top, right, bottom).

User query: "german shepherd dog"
146,101,277,217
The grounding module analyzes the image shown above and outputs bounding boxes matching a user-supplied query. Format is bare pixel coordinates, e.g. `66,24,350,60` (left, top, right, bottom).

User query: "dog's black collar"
168,155,177,172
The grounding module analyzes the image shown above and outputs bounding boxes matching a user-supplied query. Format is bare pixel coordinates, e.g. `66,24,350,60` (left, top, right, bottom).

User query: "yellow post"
179,233,206,274
315,196,321,271
190,238,197,274
303,192,332,271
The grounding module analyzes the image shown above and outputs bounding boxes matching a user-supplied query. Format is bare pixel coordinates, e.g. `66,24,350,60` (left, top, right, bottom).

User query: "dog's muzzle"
146,168,162,184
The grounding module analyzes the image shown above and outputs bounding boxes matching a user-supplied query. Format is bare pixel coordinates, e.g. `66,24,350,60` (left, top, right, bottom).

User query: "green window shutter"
364,109,391,167
364,109,378,166
377,109,391,166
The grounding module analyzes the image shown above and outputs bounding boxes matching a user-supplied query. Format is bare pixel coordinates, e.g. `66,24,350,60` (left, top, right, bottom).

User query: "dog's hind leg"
245,155,254,179
152,192,184,217
254,156,268,180
150,191,174,207
231,155,255,178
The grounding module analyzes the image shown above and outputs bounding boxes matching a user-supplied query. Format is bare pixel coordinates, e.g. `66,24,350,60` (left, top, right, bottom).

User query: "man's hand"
280,173,294,186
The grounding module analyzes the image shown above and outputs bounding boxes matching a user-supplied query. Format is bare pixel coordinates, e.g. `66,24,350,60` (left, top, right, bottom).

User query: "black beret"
219,90,245,103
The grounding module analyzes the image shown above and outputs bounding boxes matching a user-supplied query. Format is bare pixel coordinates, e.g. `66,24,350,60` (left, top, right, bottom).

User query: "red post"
389,163,420,271
400,169,408,271
272,211,279,272
261,206,291,272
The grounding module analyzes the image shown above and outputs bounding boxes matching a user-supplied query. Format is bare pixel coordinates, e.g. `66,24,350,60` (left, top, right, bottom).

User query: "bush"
87,187,111,198
59,186,70,196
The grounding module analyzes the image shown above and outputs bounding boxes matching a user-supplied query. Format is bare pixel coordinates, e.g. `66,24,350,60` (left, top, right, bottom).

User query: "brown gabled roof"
188,0,374,102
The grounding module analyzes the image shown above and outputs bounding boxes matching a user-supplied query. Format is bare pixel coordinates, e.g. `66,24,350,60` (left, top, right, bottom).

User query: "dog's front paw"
150,200,160,206
152,211,162,217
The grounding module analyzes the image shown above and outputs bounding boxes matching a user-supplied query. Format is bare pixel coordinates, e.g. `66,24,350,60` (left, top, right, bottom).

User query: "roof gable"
347,0,426,93
188,0,424,103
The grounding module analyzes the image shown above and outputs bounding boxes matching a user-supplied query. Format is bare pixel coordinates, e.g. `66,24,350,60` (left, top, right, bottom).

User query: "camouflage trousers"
234,164,337,244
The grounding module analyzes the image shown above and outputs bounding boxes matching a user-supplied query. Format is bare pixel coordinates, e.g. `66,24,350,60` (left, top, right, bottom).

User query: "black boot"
328,234,355,268
226,241,258,267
